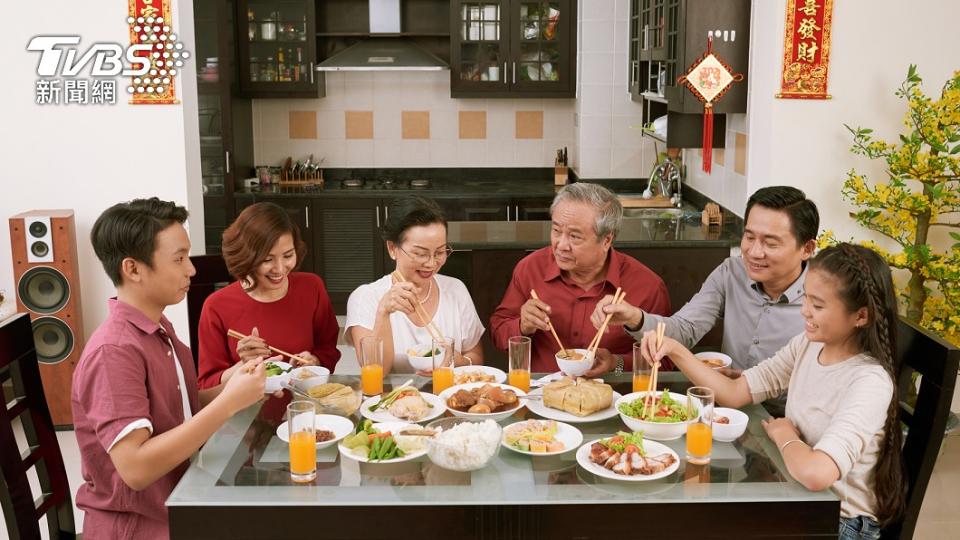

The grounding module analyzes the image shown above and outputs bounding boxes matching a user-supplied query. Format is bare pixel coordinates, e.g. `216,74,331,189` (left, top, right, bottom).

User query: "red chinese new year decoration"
777,0,834,99
128,0,180,105
676,37,743,174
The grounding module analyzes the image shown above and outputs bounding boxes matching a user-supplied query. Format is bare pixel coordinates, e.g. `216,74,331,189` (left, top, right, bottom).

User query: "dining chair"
883,316,960,539
186,254,233,369
0,312,77,539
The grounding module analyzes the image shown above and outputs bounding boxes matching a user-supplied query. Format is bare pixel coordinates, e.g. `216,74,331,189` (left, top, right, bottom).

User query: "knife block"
554,166,568,186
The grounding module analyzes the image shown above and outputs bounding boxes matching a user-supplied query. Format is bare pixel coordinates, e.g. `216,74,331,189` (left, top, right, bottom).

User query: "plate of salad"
501,419,582,456
576,431,679,482
338,419,433,463
615,391,699,440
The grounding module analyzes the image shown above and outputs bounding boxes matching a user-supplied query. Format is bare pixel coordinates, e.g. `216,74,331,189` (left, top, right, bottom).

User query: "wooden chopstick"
587,288,625,356
226,328,310,366
530,289,568,357
391,271,444,342
645,322,666,417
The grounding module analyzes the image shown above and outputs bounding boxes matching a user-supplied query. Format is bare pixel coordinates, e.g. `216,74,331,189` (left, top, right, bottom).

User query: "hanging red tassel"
702,104,713,173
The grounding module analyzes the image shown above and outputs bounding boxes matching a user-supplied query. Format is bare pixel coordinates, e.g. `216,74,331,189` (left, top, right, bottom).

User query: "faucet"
647,158,683,207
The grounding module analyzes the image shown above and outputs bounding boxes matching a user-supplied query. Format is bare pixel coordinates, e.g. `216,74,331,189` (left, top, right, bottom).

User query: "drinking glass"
432,337,455,395
632,342,652,393
287,400,316,482
359,336,383,396
686,386,714,465
508,336,531,392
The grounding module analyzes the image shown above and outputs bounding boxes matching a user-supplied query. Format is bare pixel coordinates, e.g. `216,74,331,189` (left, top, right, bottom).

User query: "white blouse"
345,274,485,373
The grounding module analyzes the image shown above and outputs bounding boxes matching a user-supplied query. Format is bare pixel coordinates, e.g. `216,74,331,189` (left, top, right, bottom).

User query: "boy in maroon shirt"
72,198,267,539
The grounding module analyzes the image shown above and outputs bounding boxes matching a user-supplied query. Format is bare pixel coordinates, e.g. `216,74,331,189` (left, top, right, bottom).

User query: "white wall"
0,0,203,340
744,0,959,247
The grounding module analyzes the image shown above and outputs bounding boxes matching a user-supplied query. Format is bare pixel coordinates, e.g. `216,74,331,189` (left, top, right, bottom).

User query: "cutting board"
618,195,675,208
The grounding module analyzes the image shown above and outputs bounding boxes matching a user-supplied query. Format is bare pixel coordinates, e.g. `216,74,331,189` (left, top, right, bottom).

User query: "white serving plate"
437,382,527,422
276,414,354,450
524,388,623,424
453,365,507,385
501,420,582,456
361,392,446,424
576,437,680,482
338,421,429,463
615,391,700,441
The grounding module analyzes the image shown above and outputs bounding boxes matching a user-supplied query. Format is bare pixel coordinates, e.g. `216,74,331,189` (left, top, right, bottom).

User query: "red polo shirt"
72,298,199,540
490,247,671,372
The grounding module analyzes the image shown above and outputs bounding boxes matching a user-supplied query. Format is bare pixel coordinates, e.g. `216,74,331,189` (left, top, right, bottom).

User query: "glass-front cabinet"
237,0,323,98
451,0,575,98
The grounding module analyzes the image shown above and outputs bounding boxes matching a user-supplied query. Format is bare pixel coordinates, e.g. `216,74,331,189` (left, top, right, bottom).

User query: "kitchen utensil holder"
554,165,568,186
701,203,722,227
280,168,323,186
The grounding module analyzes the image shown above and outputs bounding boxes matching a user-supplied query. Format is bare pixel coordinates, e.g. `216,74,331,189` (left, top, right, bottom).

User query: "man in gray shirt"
592,186,819,377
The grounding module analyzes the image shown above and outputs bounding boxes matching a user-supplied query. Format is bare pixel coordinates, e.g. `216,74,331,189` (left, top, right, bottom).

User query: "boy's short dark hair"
91,198,189,285
744,186,820,245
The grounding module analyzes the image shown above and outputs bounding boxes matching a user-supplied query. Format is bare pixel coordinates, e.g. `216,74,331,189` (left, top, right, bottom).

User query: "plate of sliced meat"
576,432,679,482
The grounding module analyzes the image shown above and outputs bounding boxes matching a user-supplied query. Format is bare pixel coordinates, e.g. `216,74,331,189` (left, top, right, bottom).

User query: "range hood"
316,0,449,72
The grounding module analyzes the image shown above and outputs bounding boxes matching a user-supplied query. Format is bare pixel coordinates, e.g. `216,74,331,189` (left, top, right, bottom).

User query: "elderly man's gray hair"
550,183,623,239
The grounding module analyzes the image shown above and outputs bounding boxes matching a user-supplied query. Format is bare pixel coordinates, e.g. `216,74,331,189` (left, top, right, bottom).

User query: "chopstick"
530,289,568,357
586,288,625,357
227,328,310,366
391,271,444,342
644,322,666,418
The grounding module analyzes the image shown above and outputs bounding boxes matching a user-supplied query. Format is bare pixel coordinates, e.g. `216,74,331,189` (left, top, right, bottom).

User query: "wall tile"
487,109,514,140
401,111,430,139
611,146,645,178
612,52,629,88
577,148,613,178
580,52,616,83
611,115,645,146
345,111,374,139
714,148,726,167
543,109,574,140
400,140,430,165
582,0,615,21
313,140,346,167
373,139,403,167
259,101,290,140
581,21,616,52
317,110,345,140
579,115,612,149
430,140,458,166
457,139,487,167
373,109,400,139
543,139,573,167
343,74,374,109
345,140,374,166
459,111,487,139
734,132,748,175
317,72,345,110
579,84,613,115
289,110,317,139
513,140,546,165
458,99,488,110
486,139,517,167
516,111,544,139
432,110,458,140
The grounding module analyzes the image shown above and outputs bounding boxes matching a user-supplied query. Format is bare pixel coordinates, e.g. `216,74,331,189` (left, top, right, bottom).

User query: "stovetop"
340,178,433,190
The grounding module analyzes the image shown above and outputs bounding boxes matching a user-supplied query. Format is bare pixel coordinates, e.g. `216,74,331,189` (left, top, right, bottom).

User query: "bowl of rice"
425,417,502,471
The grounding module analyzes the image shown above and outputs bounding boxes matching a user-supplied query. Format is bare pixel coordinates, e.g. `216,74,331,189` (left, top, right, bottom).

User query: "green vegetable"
599,431,646,455
370,436,382,459
618,390,694,423
378,438,394,460
357,419,373,434
369,386,420,412
264,361,291,377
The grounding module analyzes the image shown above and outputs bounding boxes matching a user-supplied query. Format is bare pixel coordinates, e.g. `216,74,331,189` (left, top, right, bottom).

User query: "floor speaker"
9,210,84,427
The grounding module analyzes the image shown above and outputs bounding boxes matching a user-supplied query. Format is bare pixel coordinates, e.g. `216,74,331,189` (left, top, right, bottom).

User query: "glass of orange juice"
632,342,652,393
359,336,383,396
287,400,317,482
432,337,455,394
508,336,531,392
686,386,714,465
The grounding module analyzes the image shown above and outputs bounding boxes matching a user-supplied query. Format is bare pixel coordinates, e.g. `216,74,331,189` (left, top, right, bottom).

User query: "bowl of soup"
555,348,593,377
694,352,732,370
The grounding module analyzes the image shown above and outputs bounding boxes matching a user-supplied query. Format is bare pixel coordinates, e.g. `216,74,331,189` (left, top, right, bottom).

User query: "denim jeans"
839,516,881,540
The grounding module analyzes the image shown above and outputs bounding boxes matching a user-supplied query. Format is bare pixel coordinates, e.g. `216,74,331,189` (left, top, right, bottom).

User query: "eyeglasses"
397,245,454,265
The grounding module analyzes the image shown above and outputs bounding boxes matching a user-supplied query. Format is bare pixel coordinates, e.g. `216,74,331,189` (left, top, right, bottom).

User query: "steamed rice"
427,420,501,471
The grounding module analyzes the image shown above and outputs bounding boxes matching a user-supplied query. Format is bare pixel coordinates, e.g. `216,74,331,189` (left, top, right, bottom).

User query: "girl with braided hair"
639,243,905,539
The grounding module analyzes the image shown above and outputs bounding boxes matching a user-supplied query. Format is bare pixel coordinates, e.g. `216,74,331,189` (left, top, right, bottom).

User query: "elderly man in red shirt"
491,183,671,375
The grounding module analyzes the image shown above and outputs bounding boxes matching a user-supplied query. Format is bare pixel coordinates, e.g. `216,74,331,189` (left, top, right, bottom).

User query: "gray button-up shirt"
629,256,807,371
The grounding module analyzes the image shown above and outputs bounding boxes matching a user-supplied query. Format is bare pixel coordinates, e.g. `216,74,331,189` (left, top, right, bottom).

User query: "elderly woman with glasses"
345,196,485,374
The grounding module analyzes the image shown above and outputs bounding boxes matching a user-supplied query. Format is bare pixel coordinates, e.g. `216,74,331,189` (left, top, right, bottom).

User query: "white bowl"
711,407,749,442
694,352,733,370
276,414,354,450
555,348,593,377
290,365,330,391
264,360,292,394
426,418,502,471
406,342,445,372
615,391,700,441
438,382,527,422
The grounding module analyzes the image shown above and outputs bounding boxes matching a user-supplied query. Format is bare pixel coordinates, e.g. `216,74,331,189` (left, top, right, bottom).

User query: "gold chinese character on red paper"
797,17,821,39
797,0,819,16
797,41,818,63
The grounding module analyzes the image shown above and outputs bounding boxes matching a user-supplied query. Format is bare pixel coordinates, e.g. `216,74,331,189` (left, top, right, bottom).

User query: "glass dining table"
167,373,839,539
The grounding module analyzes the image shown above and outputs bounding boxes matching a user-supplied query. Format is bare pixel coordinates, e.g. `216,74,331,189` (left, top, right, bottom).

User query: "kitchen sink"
622,207,688,219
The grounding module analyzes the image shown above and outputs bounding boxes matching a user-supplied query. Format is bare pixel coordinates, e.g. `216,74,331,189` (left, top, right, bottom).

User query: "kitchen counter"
448,217,740,249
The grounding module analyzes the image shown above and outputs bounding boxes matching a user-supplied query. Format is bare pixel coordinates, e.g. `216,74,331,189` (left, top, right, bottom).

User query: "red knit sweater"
196,272,341,389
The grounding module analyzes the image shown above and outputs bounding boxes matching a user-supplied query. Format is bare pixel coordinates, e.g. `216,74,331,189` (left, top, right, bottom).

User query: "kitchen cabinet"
236,0,323,98
450,0,576,98
195,0,254,254
437,196,553,222
629,0,749,148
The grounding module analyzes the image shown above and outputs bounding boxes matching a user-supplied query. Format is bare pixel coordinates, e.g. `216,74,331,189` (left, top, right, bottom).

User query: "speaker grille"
18,266,70,314
32,317,74,364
